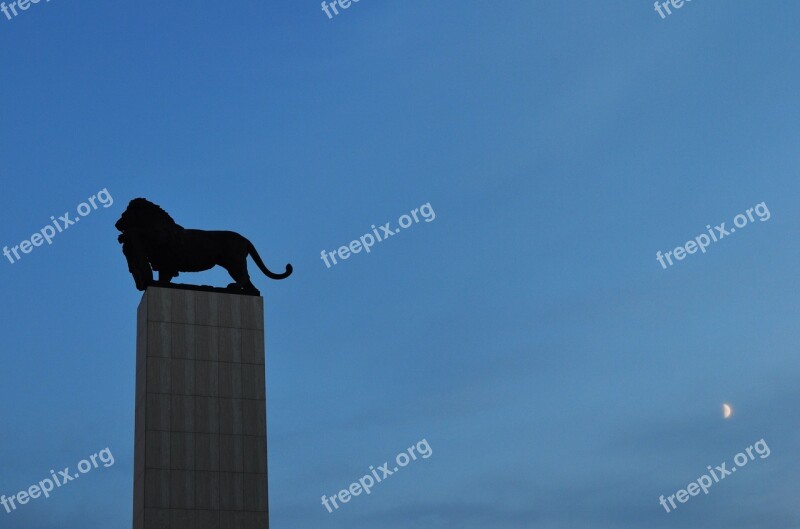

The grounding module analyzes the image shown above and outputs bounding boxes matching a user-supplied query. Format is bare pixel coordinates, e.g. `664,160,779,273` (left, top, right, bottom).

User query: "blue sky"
1,1,799,527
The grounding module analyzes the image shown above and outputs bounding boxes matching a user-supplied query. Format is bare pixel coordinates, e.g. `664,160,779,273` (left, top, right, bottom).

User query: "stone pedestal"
133,287,269,529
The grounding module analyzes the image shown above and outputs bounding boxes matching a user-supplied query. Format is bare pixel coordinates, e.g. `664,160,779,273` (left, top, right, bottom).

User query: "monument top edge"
143,283,262,297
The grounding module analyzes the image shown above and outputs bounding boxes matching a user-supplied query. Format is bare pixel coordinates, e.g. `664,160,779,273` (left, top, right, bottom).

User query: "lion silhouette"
116,198,292,295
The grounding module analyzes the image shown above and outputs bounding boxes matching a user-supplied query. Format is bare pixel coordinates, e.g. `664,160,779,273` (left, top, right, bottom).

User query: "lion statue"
116,198,292,295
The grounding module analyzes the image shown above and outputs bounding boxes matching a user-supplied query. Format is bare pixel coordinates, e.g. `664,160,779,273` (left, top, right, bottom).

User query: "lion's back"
184,229,248,250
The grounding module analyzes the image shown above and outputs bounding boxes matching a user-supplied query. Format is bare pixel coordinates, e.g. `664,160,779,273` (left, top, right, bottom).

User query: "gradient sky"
1,1,799,528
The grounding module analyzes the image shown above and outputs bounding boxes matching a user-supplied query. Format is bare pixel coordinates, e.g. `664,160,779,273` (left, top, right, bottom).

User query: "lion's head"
115,198,183,233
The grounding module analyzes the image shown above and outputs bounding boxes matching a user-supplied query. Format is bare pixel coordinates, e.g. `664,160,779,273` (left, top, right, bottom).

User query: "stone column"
133,287,269,529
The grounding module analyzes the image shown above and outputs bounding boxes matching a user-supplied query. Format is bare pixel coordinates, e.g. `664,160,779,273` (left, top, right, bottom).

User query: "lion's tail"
248,241,293,280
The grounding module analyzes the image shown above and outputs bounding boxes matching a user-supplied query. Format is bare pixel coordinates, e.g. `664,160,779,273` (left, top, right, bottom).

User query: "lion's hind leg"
223,262,260,295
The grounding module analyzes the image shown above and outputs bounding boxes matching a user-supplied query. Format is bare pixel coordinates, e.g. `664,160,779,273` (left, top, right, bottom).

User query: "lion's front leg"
119,234,154,291
157,270,178,285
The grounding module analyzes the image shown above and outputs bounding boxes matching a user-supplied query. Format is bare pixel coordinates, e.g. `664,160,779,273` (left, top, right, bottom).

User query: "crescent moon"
723,403,732,419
